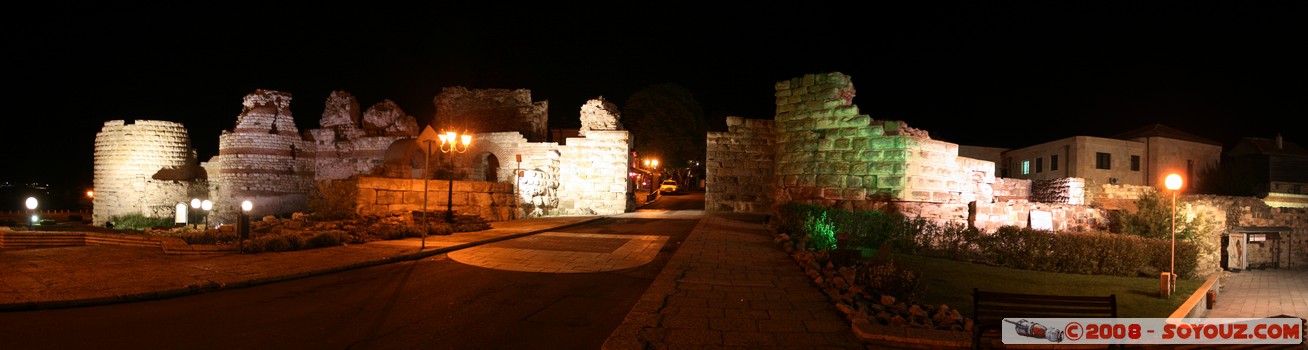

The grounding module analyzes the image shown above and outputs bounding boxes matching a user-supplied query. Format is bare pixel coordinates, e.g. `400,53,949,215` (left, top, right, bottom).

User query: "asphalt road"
0,207,705,349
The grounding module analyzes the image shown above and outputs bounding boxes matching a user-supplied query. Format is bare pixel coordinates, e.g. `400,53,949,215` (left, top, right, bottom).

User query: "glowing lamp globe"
25,197,38,210
1165,174,1182,191
241,200,253,212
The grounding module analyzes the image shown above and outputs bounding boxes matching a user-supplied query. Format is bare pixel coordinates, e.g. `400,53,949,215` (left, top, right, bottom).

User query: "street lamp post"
190,198,201,229
25,197,38,231
239,200,253,253
201,200,212,230
1164,173,1183,297
439,131,471,223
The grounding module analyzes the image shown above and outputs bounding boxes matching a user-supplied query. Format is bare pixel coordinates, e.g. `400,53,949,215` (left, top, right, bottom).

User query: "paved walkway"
0,216,599,309
1207,269,1308,319
603,213,864,349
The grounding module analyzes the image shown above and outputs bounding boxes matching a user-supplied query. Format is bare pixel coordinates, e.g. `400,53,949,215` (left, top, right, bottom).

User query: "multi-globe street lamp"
438,130,471,223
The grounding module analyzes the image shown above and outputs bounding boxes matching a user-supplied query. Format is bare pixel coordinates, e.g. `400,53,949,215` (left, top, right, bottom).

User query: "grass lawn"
893,253,1206,318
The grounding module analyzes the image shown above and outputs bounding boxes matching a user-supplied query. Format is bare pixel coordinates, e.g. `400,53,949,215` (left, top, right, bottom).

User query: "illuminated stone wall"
1031,178,1086,205
705,116,775,214
92,120,199,225
557,130,632,215
433,87,549,142
772,72,997,211
355,177,514,221
205,90,315,223
469,132,561,218
1174,195,1308,276
309,92,419,180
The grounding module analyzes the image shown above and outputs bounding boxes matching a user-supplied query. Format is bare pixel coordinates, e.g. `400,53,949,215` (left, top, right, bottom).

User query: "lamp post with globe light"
201,200,213,230
25,197,38,231
190,198,201,229
1164,174,1183,296
239,200,253,253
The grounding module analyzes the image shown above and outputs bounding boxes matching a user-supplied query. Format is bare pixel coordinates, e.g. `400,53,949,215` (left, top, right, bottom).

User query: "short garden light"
25,197,37,230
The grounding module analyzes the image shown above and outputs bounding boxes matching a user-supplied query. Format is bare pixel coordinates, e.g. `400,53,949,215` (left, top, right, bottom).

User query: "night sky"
4,2,1304,208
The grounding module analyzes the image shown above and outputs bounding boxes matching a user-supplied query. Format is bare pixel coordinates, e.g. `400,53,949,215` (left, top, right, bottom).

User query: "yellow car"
659,179,679,193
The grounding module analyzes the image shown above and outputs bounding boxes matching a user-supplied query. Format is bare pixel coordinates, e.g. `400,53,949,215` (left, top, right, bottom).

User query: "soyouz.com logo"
1002,318,1304,345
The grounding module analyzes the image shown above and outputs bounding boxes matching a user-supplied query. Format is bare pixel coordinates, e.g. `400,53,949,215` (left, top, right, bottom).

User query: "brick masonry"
92,120,198,224
771,72,998,212
706,116,775,214
355,177,514,221
715,72,1308,279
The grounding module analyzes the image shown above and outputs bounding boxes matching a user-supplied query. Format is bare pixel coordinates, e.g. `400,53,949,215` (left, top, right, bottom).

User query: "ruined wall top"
433,86,548,141
235,89,298,136
320,90,361,128
578,97,622,136
362,100,419,137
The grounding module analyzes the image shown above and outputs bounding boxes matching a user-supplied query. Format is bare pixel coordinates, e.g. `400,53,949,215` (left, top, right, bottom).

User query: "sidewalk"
0,216,600,310
1207,269,1308,319
1,212,866,348
603,213,863,349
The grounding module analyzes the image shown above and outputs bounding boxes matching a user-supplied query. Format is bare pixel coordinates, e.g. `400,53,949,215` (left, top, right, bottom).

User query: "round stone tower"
92,120,196,225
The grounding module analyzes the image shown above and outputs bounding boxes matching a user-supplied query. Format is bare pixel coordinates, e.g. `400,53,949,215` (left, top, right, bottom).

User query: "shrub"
109,213,177,231
856,258,925,303
307,179,359,221
805,211,838,251
306,231,349,248
770,201,1203,278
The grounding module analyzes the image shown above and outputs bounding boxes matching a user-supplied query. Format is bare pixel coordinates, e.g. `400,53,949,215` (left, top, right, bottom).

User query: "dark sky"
4,2,1305,192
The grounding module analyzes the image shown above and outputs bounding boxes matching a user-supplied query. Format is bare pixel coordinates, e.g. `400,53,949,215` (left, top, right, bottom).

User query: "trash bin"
1160,272,1173,298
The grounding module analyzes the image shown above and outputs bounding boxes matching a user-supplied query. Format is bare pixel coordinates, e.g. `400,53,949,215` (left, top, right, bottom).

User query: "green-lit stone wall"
772,72,999,209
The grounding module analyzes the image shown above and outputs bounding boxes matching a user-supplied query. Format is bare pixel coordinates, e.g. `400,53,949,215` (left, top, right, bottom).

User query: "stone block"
817,175,845,187
402,191,425,205
471,192,492,206
376,190,402,205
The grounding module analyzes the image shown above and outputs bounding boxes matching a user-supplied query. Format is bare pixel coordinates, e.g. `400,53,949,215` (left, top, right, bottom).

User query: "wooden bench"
973,288,1118,349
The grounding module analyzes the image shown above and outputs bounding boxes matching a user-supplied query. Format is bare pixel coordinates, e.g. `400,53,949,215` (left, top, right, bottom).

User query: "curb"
0,217,606,312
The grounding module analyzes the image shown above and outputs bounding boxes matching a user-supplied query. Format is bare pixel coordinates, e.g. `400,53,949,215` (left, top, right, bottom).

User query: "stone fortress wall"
705,117,775,214
93,88,630,225
705,72,1308,275
92,120,198,225
433,87,549,142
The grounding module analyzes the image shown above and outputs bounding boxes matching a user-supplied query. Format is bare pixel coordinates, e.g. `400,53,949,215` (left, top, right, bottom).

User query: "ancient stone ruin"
93,89,632,225
578,97,622,136
433,87,549,142
92,120,200,225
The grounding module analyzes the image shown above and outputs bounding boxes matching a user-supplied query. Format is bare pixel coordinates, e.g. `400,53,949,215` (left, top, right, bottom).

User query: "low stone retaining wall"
0,231,231,254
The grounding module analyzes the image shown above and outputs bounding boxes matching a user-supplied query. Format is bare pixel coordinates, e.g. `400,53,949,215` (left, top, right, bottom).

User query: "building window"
1051,155,1059,171
1130,155,1140,171
1096,152,1111,170
1036,157,1043,173
1022,160,1030,175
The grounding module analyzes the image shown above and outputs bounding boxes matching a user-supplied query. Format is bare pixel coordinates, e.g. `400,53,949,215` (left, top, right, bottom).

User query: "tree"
1111,190,1214,241
622,83,708,183
1194,155,1261,196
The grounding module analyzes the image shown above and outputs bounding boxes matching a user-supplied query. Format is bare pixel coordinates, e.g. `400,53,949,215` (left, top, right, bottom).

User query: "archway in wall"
484,154,500,181
470,152,503,183
381,139,426,179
